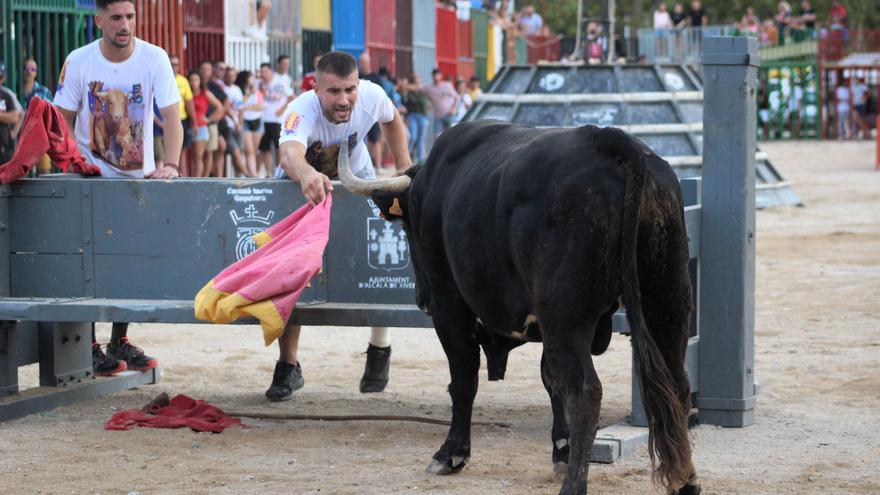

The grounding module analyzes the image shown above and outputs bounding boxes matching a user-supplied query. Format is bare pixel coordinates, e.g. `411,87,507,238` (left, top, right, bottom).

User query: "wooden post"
698,37,758,427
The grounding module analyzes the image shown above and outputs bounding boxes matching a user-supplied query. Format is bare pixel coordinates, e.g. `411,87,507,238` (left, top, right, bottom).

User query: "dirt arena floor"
1,140,878,494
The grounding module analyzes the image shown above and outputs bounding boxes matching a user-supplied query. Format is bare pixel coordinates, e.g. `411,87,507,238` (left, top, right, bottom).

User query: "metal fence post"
698,37,758,427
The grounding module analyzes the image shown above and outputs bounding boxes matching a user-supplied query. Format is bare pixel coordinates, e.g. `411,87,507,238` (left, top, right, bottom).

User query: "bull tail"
609,129,692,490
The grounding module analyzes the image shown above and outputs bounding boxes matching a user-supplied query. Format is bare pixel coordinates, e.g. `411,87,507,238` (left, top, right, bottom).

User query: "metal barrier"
638,25,739,64
0,38,759,461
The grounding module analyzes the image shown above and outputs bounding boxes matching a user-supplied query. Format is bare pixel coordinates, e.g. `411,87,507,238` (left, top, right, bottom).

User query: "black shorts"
367,122,381,143
854,104,867,118
259,122,282,152
182,117,192,148
244,118,261,132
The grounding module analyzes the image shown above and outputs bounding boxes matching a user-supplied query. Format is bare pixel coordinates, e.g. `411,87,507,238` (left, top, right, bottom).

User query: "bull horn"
337,139,411,195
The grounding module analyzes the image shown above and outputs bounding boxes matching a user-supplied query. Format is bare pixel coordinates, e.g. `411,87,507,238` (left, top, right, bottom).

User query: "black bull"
339,120,701,495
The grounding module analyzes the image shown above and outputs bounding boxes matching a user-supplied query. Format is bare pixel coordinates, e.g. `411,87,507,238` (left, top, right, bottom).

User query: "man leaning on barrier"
270,51,412,401
54,0,183,376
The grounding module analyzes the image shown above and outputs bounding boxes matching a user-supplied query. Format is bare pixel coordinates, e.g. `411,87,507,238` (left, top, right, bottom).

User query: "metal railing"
638,25,739,64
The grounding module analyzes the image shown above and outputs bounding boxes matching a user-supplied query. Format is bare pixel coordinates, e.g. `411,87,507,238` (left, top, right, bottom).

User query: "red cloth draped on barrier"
104,393,242,433
194,195,332,345
0,96,101,183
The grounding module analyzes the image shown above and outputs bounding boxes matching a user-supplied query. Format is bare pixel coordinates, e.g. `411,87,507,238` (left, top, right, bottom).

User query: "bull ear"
372,190,407,220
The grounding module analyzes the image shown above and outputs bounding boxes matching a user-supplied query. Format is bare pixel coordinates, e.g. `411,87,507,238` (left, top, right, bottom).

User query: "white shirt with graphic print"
278,79,394,180
261,73,294,124
54,38,179,178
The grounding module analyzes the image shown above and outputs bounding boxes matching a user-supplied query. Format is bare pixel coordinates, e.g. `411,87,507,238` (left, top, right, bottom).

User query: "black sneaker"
265,360,304,402
107,337,158,372
93,343,127,377
359,344,391,393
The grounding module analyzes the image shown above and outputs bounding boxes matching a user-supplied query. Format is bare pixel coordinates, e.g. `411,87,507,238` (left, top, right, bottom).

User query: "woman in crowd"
236,70,264,178
188,70,224,178
400,74,431,163
451,78,473,125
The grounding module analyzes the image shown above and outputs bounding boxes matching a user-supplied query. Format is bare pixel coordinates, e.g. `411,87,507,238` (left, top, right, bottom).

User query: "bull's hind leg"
539,316,602,495
541,352,570,475
426,294,480,475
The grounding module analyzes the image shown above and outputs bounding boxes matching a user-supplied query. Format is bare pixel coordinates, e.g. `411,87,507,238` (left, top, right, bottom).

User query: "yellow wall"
302,0,332,31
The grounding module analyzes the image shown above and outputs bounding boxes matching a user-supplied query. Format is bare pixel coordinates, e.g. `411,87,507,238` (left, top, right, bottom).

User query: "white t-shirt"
224,84,244,127
54,39,179,178
851,83,868,106
835,85,851,113
262,73,293,124
242,91,263,122
278,80,395,180
654,11,673,28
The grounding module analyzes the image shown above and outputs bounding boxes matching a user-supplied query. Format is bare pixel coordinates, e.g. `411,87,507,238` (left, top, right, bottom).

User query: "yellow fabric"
253,230,273,248
194,280,287,346
301,0,331,30
176,74,193,119
487,27,495,82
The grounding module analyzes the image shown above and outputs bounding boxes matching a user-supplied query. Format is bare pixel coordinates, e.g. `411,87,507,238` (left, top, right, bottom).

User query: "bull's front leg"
426,302,480,475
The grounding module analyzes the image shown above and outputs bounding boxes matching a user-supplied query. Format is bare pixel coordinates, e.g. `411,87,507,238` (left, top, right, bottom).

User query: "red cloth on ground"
0,96,101,183
104,393,242,433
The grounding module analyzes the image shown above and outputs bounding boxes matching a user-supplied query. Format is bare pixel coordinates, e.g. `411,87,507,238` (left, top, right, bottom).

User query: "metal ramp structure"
465,63,802,209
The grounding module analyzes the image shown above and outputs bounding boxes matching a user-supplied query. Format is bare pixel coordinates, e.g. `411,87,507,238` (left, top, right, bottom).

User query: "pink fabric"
199,195,332,333
104,393,242,433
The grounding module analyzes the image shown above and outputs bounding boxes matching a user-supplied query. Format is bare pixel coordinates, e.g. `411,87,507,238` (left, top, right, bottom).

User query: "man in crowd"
267,51,412,401
53,0,182,375
517,4,544,35
423,68,457,138
0,62,21,165
169,54,196,176
357,52,385,169
258,56,295,175
200,60,228,177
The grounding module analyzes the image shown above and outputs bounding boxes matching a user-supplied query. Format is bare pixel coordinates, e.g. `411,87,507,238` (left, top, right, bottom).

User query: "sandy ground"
1,140,878,495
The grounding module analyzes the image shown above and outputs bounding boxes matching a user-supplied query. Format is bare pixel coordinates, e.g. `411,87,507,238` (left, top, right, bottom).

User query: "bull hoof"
552,461,568,477
426,456,469,475
672,482,701,495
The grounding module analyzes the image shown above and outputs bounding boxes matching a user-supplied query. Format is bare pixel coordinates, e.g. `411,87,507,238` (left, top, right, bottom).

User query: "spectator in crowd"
423,68,457,138
451,78,473,125
357,52,386,170
301,53,323,93
169,54,196,176
671,2,688,28
775,2,792,44
516,4,544,36
467,76,482,102
687,0,707,27
0,63,24,143
245,0,272,40
0,62,21,165
829,0,847,30
188,69,224,177
223,66,251,177
798,0,816,31
738,7,761,35
654,2,673,29
53,0,182,376
236,70,263,177
851,77,870,140
21,59,53,109
654,2,674,57
259,57,295,176
400,73,431,162
202,60,229,177
760,19,779,46
20,59,54,175
583,21,605,62
835,78,851,140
